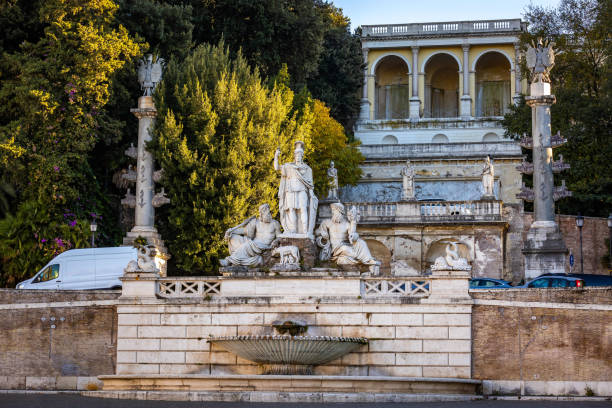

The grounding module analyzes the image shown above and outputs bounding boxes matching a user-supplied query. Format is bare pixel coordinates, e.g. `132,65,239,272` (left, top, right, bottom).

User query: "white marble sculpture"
220,203,281,267
400,160,416,201
481,156,495,198
316,202,380,269
526,38,555,83
431,241,471,271
138,55,165,96
271,245,301,271
125,245,160,273
326,161,339,201
274,141,318,237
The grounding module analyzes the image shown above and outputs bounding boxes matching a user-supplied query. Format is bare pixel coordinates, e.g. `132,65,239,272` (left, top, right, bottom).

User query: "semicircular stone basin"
209,335,368,375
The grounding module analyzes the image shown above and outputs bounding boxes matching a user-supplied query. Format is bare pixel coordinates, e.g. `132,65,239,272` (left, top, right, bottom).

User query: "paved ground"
1,394,611,408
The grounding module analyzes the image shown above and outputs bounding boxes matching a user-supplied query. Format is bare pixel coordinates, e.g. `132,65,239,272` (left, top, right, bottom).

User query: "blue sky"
331,0,562,30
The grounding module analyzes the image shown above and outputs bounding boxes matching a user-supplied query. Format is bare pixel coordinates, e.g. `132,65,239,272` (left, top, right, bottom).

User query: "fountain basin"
209,335,368,374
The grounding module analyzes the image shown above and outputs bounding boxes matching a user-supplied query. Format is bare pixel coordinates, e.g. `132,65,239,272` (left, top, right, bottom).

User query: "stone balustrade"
154,277,432,299
358,141,522,160
336,200,503,224
362,19,522,37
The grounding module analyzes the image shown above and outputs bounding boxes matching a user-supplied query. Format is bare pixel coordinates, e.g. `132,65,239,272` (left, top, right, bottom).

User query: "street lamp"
90,218,97,248
607,213,612,270
575,214,584,274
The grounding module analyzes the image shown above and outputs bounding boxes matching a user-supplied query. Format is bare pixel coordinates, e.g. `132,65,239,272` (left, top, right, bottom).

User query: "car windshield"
32,264,59,283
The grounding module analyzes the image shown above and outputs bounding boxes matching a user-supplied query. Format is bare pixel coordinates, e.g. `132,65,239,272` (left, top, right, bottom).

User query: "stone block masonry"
115,298,473,378
0,289,119,390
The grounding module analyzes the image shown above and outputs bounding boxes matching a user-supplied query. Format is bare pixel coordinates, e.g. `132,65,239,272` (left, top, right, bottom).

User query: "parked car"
539,273,612,287
518,275,585,289
16,247,137,290
469,278,513,289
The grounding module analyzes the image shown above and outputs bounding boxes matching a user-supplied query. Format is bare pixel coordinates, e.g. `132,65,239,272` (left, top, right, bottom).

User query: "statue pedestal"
522,221,567,280
278,236,318,269
120,270,159,298
422,269,471,303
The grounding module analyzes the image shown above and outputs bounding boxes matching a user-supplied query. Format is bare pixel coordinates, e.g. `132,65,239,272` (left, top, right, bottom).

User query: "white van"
16,247,137,290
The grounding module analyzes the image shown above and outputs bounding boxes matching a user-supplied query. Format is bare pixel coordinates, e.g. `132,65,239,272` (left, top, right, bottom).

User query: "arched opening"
382,135,398,144
432,134,449,143
365,239,392,276
424,54,459,118
475,52,511,117
482,132,500,142
375,56,409,120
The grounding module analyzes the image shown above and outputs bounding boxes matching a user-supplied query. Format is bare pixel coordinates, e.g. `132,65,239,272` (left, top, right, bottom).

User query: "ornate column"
359,47,371,121
513,43,522,105
409,46,421,120
459,43,472,119
520,41,570,279
122,55,170,275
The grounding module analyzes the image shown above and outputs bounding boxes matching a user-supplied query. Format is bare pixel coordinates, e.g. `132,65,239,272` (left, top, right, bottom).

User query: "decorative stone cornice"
130,108,158,119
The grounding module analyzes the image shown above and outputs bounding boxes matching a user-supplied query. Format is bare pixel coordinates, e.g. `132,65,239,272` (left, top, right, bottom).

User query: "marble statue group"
221,141,380,272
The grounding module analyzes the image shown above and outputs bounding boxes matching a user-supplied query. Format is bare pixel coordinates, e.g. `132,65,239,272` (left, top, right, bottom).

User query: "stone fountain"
209,321,367,375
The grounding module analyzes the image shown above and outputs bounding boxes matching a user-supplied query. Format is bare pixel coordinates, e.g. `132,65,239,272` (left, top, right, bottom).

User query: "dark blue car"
469,278,513,289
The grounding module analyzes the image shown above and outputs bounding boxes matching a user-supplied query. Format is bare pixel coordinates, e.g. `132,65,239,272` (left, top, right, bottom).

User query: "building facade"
335,20,529,282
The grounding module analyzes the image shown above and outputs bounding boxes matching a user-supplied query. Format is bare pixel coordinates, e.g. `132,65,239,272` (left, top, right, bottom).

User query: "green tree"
150,43,312,274
306,4,363,132
503,0,612,217
0,0,143,286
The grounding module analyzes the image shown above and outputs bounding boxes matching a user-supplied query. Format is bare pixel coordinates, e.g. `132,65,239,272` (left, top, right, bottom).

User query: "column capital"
462,44,470,52
411,46,419,52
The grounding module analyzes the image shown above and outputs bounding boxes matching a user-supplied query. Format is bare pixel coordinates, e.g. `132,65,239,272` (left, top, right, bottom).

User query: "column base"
409,97,420,120
123,230,170,277
522,221,567,280
358,98,371,121
459,96,472,119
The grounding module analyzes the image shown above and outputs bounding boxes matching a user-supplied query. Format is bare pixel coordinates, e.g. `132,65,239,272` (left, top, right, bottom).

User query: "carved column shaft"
359,47,371,121
527,95,556,223
131,96,157,232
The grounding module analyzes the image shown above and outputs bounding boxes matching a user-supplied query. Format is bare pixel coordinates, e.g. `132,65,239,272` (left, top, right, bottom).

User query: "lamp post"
90,219,97,248
608,213,612,269
575,214,584,274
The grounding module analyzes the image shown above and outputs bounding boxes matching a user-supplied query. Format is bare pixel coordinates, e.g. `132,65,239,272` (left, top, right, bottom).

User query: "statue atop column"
526,38,555,83
326,161,339,201
138,55,165,96
481,156,495,199
316,202,380,272
400,160,416,201
274,141,318,237
220,203,282,267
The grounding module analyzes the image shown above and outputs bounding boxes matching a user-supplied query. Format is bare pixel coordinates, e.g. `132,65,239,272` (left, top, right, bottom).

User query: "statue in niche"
316,202,380,268
274,141,318,237
326,161,339,201
431,241,471,271
400,160,416,201
481,156,495,198
220,203,281,267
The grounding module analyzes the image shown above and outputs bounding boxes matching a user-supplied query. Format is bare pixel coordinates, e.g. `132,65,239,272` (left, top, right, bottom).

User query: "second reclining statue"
316,202,380,271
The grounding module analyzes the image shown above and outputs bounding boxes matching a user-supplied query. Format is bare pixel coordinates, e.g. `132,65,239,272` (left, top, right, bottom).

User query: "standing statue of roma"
274,141,318,237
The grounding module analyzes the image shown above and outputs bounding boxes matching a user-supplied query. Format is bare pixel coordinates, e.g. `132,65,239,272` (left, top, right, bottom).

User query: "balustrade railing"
362,278,431,297
157,278,222,298
344,200,503,223
362,19,522,37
